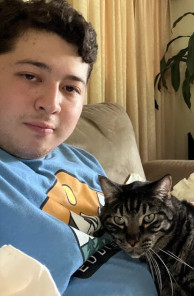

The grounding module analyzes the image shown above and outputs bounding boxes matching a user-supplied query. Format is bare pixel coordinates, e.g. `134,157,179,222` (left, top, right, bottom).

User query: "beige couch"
66,102,194,187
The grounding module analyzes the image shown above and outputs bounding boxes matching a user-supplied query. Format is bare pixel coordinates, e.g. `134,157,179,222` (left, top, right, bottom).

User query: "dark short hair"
0,0,98,79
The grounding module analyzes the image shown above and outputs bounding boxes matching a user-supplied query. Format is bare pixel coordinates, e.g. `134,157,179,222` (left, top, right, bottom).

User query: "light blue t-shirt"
0,144,157,295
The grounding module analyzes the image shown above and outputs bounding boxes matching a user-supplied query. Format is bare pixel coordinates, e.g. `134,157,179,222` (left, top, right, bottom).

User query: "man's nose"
35,83,62,114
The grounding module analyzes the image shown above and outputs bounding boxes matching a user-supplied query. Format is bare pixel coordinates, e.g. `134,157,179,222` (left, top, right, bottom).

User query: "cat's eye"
143,214,155,224
114,216,125,225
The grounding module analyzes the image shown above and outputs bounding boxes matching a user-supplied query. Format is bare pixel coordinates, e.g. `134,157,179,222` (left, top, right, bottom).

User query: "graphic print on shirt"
42,170,109,261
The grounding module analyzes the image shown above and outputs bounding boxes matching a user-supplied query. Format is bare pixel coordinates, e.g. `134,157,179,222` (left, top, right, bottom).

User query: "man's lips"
24,122,55,135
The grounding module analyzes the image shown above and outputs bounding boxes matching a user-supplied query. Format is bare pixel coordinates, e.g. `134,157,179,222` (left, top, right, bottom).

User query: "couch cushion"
66,103,145,183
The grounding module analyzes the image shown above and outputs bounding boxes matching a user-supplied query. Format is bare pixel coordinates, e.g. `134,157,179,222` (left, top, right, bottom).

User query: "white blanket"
0,245,60,296
171,173,194,202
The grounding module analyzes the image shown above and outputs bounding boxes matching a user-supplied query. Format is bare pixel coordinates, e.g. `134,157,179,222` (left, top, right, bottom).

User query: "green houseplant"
155,12,194,109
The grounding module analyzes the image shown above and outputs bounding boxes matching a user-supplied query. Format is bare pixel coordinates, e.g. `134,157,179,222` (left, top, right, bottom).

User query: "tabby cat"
98,174,194,296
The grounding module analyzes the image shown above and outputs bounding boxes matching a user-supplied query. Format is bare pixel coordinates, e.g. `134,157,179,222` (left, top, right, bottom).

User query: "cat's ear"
153,174,172,200
98,175,122,203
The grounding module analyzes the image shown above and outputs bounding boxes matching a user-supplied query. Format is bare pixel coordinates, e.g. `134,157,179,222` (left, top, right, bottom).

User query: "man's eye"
65,85,80,94
24,74,36,81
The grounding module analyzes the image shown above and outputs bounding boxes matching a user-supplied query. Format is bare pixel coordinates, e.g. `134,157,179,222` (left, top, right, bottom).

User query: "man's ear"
98,175,123,203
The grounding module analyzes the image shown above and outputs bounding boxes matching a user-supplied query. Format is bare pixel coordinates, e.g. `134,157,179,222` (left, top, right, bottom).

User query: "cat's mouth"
121,245,145,258
115,238,153,258
128,249,146,258
129,251,141,258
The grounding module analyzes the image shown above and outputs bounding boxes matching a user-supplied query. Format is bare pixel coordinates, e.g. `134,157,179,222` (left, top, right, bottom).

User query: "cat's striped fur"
98,175,194,296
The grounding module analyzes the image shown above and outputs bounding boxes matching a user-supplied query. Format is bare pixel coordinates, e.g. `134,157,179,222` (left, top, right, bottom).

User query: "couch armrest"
143,160,194,186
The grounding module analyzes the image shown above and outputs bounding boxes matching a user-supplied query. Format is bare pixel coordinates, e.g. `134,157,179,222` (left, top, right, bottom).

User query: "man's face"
0,30,89,159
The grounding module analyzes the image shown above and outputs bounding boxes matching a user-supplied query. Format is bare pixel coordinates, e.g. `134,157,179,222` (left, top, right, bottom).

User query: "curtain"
68,0,171,162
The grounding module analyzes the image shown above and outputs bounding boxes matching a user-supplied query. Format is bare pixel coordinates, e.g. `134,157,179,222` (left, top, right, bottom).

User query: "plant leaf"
157,76,162,91
165,47,188,67
160,56,168,89
155,99,159,110
190,73,194,84
154,72,161,87
187,33,194,76
172,12,194,29
155,48,188,91
160,56,167,71
165,35,190,54
182,69,191,109
171,61,180,91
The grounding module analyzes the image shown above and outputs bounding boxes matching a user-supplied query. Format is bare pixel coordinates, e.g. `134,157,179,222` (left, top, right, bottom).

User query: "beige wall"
171,0,194,159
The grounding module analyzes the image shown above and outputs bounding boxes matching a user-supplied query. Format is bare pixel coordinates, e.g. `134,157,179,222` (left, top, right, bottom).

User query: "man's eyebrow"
16,59,52,72
66,75,86,86
15,59,86,85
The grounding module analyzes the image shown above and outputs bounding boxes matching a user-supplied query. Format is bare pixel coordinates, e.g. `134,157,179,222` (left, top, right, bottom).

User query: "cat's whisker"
145,252,155,282
148,250,163,291
159,249,194,270
150,248,174,296
146,250,163,292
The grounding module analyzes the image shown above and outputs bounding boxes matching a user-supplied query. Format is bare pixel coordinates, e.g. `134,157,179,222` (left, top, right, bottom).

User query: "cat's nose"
127,239,138,247
126,235,139,247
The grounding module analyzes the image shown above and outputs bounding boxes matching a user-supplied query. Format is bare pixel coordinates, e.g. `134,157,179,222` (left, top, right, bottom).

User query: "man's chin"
3,146,54,160
12,151,49,160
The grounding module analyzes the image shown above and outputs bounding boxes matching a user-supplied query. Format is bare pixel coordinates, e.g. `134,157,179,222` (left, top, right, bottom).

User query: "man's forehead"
6,30,89,84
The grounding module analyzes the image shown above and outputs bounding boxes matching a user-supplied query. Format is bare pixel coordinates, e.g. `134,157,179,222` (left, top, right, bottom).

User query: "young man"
0,0,157,295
